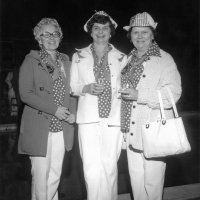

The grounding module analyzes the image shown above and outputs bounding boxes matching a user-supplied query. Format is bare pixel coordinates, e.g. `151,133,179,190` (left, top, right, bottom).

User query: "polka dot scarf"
91,44,112,118
39,48,66,132
49,76,66,132
39,48,63,81
121,41,161,133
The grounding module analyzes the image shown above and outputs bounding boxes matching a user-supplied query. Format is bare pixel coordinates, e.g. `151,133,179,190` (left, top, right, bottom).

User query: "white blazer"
127,49,182,150
70,44,126,125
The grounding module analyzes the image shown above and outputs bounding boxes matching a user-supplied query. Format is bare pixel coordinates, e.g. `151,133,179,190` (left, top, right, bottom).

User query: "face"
91,22,111,45
39,24,61,52
131,26,154,54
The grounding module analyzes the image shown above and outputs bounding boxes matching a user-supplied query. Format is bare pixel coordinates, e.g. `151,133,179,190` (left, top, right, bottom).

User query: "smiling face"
38,24,61,53
131,26,154,55
91,22,111,45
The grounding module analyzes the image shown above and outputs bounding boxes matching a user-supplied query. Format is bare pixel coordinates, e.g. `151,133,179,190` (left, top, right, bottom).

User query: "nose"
49,35,55,39
98,28,103,34
138,32,142,38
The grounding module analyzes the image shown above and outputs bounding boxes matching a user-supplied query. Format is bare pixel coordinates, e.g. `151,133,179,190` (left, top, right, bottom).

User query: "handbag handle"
157,87,179,121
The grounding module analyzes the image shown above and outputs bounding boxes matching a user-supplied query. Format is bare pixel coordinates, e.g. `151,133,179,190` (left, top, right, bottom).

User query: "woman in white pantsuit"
70,11,125,200
120,12,182,200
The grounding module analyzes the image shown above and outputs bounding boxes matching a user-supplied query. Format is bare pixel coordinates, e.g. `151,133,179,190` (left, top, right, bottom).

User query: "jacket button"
143,74,146,78
130,133,134,136
133,105,136,108
132,121,135,124
40,87,44,91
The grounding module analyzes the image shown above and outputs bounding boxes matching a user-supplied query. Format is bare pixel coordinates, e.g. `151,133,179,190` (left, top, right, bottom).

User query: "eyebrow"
93,25,109,28
43,31,58,33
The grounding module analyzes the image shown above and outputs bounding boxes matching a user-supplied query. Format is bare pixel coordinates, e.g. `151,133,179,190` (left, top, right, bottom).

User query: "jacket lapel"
61,59,71,92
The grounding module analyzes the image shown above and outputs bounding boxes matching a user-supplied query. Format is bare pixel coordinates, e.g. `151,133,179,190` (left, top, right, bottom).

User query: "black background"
0,1,199,199
1,0,199,111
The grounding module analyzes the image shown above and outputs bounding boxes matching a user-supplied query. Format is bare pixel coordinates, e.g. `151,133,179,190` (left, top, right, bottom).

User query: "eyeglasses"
40,31,61,38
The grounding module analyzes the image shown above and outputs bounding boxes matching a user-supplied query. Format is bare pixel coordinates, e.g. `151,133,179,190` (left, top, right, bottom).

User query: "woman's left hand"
65,113,76,124
120,88,138,101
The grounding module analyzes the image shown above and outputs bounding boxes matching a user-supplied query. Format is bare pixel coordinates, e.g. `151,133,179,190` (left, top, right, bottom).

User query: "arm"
19,56,58,115
137,55,182,109
70,53,103,96
70,53,86,96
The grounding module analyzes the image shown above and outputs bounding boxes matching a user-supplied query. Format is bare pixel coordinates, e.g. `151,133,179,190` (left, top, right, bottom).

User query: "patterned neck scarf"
91,43,112,82
39,47,63,81
121,41,161,133
91,43,112,118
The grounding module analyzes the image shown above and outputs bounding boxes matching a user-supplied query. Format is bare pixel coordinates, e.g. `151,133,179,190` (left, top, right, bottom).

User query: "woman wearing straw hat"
119,12,182,200
70,11,126,200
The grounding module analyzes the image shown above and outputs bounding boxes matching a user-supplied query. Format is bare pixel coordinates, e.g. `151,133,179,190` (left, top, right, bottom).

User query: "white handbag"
142,88,191,158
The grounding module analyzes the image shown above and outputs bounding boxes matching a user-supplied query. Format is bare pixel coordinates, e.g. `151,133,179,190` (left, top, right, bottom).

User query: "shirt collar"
129,41,161,58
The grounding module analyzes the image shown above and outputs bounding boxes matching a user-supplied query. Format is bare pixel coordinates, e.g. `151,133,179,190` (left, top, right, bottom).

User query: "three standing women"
18,11,182,200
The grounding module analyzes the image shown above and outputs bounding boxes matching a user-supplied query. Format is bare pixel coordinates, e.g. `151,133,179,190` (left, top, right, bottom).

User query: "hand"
119,88,138,101
82,83,104,96
55,106,70,120
64,113,76,124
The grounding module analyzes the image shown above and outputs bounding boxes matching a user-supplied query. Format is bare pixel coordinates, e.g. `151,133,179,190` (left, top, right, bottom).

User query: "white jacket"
127,49,182,150
70,44,126,125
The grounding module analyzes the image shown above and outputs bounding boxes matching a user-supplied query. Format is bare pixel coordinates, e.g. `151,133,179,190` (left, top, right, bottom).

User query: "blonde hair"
33,18,63,41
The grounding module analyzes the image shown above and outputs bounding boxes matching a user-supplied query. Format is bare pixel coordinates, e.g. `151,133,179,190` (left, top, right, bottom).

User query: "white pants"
30,131,65,200
78,119,123,200
127,145,166,200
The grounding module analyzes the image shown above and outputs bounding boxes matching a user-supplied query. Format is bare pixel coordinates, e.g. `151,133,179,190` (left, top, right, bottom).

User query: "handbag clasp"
146,123,150,128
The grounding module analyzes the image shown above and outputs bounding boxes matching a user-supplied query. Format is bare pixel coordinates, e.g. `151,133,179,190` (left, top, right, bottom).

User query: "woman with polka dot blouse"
70,11,126,200
120,12,182,200
18,18,77,200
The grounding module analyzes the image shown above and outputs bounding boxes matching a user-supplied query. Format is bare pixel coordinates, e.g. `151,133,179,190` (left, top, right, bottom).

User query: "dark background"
0,1,199,199
0,0,199,112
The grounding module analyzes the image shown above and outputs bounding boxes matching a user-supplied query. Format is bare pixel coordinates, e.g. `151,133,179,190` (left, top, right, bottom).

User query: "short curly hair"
33,18,63,42
86,14,116,36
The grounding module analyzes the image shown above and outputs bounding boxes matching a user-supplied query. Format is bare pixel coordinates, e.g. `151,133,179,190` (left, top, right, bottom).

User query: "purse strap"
157,87,179,120
166,87,179,118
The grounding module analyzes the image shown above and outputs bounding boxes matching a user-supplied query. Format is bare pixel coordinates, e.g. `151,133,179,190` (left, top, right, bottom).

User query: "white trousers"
30,131,65,200
78,119,123,200
127,144,166,200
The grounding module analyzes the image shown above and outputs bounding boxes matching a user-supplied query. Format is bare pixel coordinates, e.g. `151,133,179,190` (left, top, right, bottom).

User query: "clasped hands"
118,88,138,101
82,82,104,96
55,106,75,124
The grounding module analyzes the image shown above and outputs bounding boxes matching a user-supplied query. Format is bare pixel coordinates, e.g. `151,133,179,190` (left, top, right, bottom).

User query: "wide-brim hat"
123,12,158,31
84,10,118,32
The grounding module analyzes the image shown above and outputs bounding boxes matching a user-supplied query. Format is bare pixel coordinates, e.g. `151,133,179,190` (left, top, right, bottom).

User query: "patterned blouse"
49,76,66,132
121,42,161,133
39,48,66,132
91,44,112,118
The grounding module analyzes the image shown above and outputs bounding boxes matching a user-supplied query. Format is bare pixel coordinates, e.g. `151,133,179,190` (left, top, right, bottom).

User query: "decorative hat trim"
84,10,118,32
